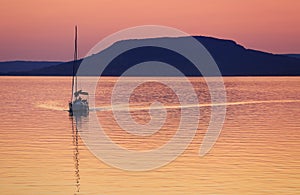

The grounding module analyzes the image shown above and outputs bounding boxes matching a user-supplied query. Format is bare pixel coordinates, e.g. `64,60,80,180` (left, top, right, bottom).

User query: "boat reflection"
70,111,89,194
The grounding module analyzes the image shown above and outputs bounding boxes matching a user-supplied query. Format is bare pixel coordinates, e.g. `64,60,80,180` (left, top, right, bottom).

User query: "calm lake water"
0,76,299,194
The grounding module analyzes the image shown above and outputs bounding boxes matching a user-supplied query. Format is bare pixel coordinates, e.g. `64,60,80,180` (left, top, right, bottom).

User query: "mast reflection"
70,111,89,194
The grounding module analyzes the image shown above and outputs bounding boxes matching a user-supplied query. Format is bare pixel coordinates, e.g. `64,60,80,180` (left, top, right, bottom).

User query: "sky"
0,0,299,61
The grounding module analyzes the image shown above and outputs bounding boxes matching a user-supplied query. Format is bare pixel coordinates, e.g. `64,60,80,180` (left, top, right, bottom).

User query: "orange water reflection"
0,76,299,194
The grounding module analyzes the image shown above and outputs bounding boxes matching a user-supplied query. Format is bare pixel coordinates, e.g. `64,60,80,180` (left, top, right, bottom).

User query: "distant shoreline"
1,75,300,77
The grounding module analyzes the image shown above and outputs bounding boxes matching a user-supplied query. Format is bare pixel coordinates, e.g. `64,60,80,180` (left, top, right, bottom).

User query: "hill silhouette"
283,54,300,59
3,36,300,76
0,61,62,74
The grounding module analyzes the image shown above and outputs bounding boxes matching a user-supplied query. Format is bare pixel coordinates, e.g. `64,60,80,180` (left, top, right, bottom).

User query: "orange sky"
0,0,299,61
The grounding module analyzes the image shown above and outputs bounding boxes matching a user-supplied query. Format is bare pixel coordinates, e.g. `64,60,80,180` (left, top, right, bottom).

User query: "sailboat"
68,26,89,114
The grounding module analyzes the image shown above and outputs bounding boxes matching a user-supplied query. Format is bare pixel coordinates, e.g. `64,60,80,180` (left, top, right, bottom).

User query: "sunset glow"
1,0,299,61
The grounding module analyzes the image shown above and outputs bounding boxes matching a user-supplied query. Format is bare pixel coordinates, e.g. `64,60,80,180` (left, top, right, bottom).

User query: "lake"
0,76,299,194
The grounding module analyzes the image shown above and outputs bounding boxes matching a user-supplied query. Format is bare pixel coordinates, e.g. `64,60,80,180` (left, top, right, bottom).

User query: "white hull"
69,99,89,114
72,101,89,111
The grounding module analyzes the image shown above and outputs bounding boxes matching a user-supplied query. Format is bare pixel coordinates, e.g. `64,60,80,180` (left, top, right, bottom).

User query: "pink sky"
0,0,299,61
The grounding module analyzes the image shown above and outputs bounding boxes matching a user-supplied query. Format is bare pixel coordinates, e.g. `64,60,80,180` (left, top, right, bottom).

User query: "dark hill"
0,61,63,73
283,54,300,59
5,36,300,76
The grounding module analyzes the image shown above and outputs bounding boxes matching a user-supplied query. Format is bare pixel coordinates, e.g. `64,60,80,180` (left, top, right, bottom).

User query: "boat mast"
74,26,78,95
71,26,78,101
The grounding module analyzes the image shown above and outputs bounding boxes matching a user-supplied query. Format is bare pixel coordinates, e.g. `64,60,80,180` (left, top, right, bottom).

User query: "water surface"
0,76,299,194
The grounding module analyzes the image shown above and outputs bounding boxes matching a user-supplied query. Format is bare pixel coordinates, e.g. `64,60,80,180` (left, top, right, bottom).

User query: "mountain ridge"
1,36,300,76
